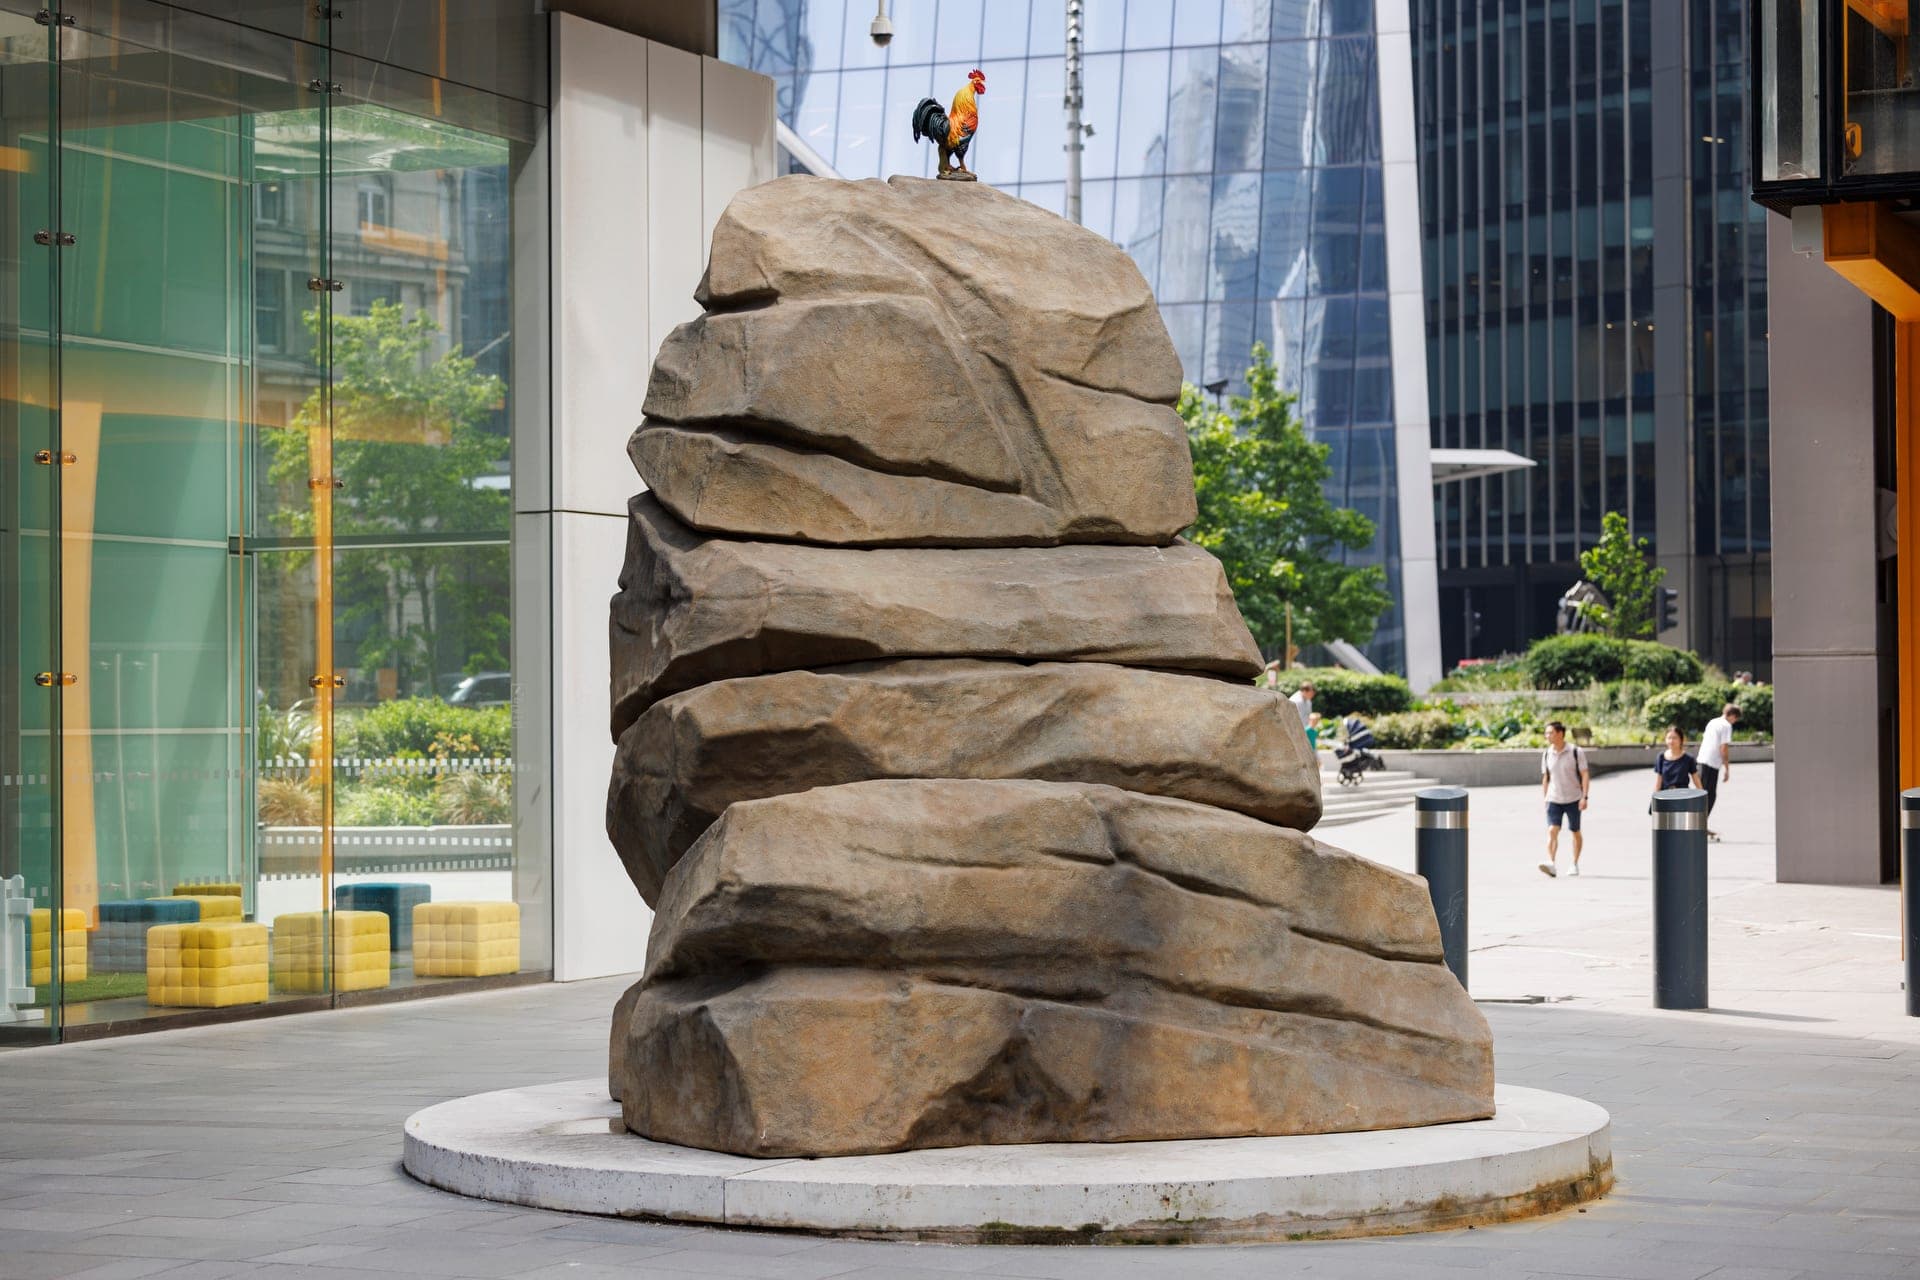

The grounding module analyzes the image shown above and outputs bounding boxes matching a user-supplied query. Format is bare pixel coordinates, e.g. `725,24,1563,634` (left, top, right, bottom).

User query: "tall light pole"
1064,0,1084,224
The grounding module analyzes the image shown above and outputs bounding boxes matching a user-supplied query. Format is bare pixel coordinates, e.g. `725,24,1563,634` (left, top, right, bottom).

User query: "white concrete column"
542,13,775,981
1375,0,1442,691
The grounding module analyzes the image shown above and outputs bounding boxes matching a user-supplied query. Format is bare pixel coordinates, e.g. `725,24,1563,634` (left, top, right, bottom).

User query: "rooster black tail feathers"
911,97,945,144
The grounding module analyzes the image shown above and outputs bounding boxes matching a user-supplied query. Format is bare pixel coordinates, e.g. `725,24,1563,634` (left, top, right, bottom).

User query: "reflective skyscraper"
722,0,1443,683
1415,2,1770,673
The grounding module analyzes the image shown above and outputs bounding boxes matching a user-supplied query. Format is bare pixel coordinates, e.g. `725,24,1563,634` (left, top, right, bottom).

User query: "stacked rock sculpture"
607,175,1493,1159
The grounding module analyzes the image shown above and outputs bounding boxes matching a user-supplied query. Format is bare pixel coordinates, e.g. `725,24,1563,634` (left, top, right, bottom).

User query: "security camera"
870,2,892,46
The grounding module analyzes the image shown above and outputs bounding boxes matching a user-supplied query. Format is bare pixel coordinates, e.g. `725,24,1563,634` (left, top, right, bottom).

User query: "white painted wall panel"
647,42,707,353
511,512,555,971
1374,33,1415,167
701,56,776,243
1375,9,1441,691
550,510,651,980
546,17,778,980
552,14,652,521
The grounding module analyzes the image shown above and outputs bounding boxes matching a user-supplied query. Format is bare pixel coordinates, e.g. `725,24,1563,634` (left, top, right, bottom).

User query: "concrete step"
1319,769,1426,784
1321,779,1435,802
1314,773,1446,827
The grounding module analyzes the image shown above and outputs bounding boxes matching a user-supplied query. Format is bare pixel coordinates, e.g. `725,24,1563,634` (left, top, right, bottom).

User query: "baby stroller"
1333,715,1385,787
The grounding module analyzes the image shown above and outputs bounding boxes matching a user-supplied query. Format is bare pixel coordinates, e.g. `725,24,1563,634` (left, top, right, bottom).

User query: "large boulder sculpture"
607,175,1493,1158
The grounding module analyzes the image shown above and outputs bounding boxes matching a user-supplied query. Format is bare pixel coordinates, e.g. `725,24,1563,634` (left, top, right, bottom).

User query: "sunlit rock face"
606,175,1493,1158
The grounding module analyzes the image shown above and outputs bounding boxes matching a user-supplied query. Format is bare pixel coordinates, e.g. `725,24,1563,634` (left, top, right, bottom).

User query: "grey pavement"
8,762,1920,1278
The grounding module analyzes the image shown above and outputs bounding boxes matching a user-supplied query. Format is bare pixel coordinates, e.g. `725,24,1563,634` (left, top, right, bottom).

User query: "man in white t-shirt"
1539,720,1590,878
1289,681,1315,730
1697,703,1741,842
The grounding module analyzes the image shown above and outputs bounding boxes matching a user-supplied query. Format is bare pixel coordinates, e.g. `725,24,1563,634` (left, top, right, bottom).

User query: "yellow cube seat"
164,894,243,921
414,901,520,977
29,907,87,985
172,881,243,899
147,922,268,1008
271,910,391,994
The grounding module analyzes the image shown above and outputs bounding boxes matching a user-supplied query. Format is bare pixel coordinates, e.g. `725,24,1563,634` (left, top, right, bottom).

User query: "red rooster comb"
969,68,986,85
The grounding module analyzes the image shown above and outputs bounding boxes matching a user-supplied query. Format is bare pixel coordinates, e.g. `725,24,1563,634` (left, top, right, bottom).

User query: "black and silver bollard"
1415,787,1469,989
1651,787,1709,1010
1903,789,1920,1017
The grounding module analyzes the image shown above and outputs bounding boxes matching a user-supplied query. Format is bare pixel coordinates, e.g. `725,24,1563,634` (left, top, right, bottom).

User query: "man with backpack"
1540,720,1590,878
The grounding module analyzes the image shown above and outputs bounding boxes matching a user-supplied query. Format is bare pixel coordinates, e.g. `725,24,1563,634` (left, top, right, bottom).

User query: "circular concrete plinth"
402,1080,1610,1243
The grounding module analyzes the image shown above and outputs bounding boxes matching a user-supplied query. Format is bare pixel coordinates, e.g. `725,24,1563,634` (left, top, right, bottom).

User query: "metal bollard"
1415,787,1469,989
1651,787,1709,1010
1903,789,1920,1017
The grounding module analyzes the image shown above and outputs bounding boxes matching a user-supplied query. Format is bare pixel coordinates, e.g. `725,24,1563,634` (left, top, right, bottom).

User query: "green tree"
262,301,510,698
1578,510,1665,639
1180,344,1393,652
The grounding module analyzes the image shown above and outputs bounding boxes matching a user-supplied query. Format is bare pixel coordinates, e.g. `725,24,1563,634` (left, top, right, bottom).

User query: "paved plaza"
8,762,1920,1279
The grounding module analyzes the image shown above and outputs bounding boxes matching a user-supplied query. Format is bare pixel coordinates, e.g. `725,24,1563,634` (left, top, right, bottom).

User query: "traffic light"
1658,586,1679,633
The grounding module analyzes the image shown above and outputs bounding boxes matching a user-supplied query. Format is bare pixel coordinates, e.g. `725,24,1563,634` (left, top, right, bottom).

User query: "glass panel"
326,51,543,987
1116,50,1171,177
982,0,1034,61
1843,0,1919,176
55,1,329,1027
0,1,59,1045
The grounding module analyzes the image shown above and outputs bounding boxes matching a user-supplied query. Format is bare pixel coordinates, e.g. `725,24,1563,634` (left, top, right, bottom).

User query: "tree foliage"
1179,344,1393,652
1578,510,1665,640
262,301,510,700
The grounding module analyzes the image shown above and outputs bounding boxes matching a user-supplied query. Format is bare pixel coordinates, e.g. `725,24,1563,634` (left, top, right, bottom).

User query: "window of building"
357,179,391,232
352,281,401,317
255,181,284,225
254,268,285,351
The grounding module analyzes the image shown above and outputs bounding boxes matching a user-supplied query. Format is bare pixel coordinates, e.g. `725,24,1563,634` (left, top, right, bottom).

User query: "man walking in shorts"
1540,720,1590,877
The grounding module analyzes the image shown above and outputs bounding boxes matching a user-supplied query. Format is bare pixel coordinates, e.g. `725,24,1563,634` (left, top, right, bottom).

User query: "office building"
0,0,773,1043
1751,0,1919,886
724,0,1444,684
1415,1,1771,675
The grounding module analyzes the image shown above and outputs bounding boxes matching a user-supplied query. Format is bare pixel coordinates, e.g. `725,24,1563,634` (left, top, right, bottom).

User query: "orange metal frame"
1825,200,1920,790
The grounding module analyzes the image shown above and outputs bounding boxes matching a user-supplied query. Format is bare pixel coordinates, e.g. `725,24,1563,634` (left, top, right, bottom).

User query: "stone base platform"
402,1080,1611,1243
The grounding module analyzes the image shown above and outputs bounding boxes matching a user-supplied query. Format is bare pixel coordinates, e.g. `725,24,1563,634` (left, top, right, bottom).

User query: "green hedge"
1369,709,1458,750
1620,642,1705,686
1641,682,1772,736
1523,635,1624,688
1524,636,1703,690
1263,667,1412,717
337,698,511,760
1733,684,1773,734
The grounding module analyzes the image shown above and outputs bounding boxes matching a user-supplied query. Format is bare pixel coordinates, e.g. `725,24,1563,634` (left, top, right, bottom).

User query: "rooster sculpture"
912,69,985,180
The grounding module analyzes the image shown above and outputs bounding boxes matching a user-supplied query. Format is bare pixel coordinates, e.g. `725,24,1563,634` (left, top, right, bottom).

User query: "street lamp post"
1065,0,1084,223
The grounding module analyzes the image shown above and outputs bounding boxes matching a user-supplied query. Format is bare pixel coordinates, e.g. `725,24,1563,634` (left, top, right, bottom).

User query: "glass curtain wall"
0,0,547,1044
722,0,1408,672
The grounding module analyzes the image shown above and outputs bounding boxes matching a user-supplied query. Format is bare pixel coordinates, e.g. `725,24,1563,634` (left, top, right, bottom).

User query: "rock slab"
607,659,1320,907
636,175,1197,546
612,780,1493,1157
609,494,1262,736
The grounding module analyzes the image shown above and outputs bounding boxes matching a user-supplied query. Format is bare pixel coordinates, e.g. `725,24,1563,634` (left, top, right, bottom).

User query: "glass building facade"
0,1,551,1043
723,0,1423,674
1415,0,1771,673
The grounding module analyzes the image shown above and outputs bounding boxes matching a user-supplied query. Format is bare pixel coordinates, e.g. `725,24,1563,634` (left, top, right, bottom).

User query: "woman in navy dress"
1652,724,1701,794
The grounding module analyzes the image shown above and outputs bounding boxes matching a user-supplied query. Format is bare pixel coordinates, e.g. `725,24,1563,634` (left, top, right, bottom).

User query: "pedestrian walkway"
6,761,1920,1279
1333,763,1917,1042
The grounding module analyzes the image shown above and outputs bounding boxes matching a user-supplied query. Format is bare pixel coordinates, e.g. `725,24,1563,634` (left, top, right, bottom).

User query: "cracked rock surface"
607,174,1494,1157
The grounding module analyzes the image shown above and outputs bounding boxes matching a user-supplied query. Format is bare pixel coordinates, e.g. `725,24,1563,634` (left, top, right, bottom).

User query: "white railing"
0,874,35,1024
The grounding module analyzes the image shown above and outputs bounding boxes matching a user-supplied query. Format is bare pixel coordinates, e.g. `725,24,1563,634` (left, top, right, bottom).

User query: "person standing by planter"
1540,721,1589,878
1697,703,1741,842
1652,724,1702,795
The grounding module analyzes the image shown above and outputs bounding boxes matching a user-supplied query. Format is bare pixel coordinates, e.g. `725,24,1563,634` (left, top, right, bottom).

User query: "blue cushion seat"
90,898,202,974
333,882,432,952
